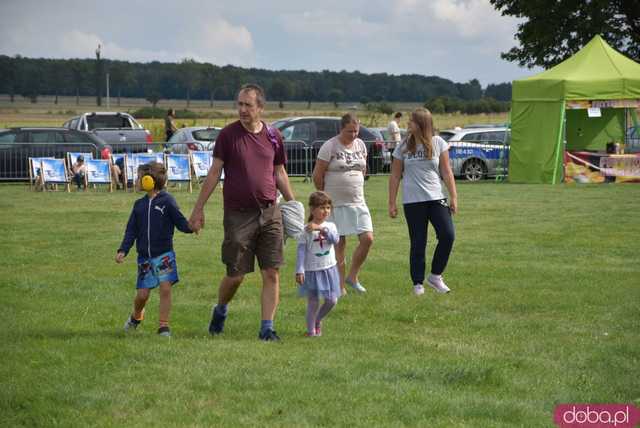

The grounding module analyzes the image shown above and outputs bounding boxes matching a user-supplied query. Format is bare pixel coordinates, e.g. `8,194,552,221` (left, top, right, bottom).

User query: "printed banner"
166,154,191,181
599,155,640,177
87,159,111,183
566,99,640,109
30,157,53,176
191,151,212,177
40,158,67,183
68,152,93,165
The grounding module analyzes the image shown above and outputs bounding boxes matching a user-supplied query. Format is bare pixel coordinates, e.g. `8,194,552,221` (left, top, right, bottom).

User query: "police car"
438,126,510,181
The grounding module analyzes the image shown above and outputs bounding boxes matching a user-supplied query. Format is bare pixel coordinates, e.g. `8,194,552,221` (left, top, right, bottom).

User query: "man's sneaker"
304,332,317,337
208,307,226,335
346,278,367,294
315,322,322,337
157,326,171,337
427,274,451,294
123,315,141,332
258,329,281,342
413,284,425,296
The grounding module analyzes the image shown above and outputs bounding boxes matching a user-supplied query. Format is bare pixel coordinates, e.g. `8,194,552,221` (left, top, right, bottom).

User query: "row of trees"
0,55,512,107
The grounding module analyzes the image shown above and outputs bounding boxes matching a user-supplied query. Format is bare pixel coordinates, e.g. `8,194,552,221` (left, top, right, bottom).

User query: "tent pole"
552,103,566,184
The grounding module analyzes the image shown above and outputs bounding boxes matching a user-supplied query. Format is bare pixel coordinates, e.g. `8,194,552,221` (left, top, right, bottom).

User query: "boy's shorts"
136,251,179,289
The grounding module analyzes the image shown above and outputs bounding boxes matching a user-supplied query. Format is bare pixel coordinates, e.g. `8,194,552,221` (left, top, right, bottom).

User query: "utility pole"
106,72,110,109
95,44,103,107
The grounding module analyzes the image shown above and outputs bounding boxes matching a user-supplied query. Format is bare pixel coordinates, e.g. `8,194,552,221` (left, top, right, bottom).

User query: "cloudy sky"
0,0,539,87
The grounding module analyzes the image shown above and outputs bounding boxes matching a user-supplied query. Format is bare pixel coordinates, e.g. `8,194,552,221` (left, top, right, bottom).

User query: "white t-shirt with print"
297,221,338,272
392,135,449,204
317,136,367,207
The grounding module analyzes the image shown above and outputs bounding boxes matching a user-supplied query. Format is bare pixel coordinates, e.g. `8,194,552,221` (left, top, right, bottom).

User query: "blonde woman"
313,113,373,295
388,108,457,296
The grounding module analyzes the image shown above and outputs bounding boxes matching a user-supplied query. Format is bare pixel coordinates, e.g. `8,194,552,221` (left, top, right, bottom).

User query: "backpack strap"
263,121,281,151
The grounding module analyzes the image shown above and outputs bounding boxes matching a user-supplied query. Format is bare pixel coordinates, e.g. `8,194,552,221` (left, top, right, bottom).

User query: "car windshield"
86,115,136,130
439,131,455,142
359,127,379,142
192,129,220,141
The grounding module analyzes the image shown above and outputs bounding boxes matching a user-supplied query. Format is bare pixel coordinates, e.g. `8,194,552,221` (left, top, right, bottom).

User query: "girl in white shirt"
295,191,341,337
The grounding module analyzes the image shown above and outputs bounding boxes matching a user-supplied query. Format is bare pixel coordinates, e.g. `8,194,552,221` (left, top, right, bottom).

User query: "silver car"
168,126,221,154
439,127,510,181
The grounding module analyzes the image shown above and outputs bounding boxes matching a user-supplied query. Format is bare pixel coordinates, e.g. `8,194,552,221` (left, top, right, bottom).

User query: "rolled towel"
279,200,305,243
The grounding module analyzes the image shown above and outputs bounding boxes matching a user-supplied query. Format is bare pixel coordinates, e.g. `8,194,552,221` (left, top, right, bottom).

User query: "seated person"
101,146,123,189
70,155,87,190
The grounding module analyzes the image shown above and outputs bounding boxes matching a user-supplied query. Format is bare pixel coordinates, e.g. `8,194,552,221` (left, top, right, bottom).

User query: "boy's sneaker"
258,329,281,342
123,315,141,332
413,284,425,296
314,322,322,337
208,307,226,335
427,274,451,294
157,326,171,337
345,278,367,294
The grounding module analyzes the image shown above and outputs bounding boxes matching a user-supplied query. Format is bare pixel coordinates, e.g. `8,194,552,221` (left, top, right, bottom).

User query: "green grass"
1,179,639,427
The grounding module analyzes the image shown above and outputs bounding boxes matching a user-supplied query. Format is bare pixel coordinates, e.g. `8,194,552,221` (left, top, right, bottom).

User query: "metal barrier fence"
0,142,100,181
0,139,509,182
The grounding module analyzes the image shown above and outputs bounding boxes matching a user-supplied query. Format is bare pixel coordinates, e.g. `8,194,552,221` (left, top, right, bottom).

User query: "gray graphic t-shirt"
392,136,449,204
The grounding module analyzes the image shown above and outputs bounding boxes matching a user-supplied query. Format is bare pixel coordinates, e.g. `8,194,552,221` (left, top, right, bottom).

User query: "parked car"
438,127,510,181
63,112,152,151
0,127,111,180
271,117,385,175
168,126,221,154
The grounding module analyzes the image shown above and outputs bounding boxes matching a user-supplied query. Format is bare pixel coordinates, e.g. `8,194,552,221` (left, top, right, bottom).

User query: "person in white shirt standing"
387,112,403,150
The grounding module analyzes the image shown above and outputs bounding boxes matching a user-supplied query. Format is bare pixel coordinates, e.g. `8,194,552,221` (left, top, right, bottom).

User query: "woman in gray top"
388,108,458,296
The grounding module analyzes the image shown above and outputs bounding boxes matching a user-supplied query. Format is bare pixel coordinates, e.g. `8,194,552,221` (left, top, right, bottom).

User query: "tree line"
0,56,512,112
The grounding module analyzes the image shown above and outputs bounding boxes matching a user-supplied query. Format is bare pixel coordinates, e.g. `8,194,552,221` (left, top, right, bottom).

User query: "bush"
132,107,165,119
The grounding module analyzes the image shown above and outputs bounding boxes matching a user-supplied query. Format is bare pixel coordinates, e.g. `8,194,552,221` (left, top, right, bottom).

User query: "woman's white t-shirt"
392,135,449,204
317,136,367,207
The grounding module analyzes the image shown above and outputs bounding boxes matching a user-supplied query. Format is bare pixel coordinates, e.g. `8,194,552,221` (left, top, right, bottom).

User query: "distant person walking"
188,83,295,342
388,108,457,296
387,112,403,150
312,113,373,295
165,108,178,142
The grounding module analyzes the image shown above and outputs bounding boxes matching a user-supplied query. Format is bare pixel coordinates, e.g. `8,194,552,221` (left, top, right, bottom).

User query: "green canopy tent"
510,35,640,183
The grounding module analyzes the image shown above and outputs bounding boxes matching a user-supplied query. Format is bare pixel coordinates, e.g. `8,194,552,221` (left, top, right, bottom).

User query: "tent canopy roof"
512,35,640,101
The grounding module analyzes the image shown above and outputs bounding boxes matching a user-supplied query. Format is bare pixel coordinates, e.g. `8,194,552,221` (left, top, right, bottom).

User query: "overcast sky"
0,0,539,87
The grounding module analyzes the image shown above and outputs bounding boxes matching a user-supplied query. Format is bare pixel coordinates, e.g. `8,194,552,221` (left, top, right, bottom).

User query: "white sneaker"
346,278,367,294
413,284,425,296
427,274,451,293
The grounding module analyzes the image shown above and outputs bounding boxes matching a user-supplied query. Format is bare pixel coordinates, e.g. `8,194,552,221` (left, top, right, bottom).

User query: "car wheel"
462,159,486,181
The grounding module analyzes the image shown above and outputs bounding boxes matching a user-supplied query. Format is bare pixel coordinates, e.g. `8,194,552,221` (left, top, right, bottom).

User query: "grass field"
1,178,639,426
0,95,508,142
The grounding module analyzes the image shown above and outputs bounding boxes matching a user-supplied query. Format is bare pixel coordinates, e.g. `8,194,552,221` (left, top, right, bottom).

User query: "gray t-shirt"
392,136,449,204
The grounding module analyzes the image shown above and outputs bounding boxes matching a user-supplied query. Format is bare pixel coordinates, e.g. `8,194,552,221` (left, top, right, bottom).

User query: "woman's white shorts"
329,204,373,236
